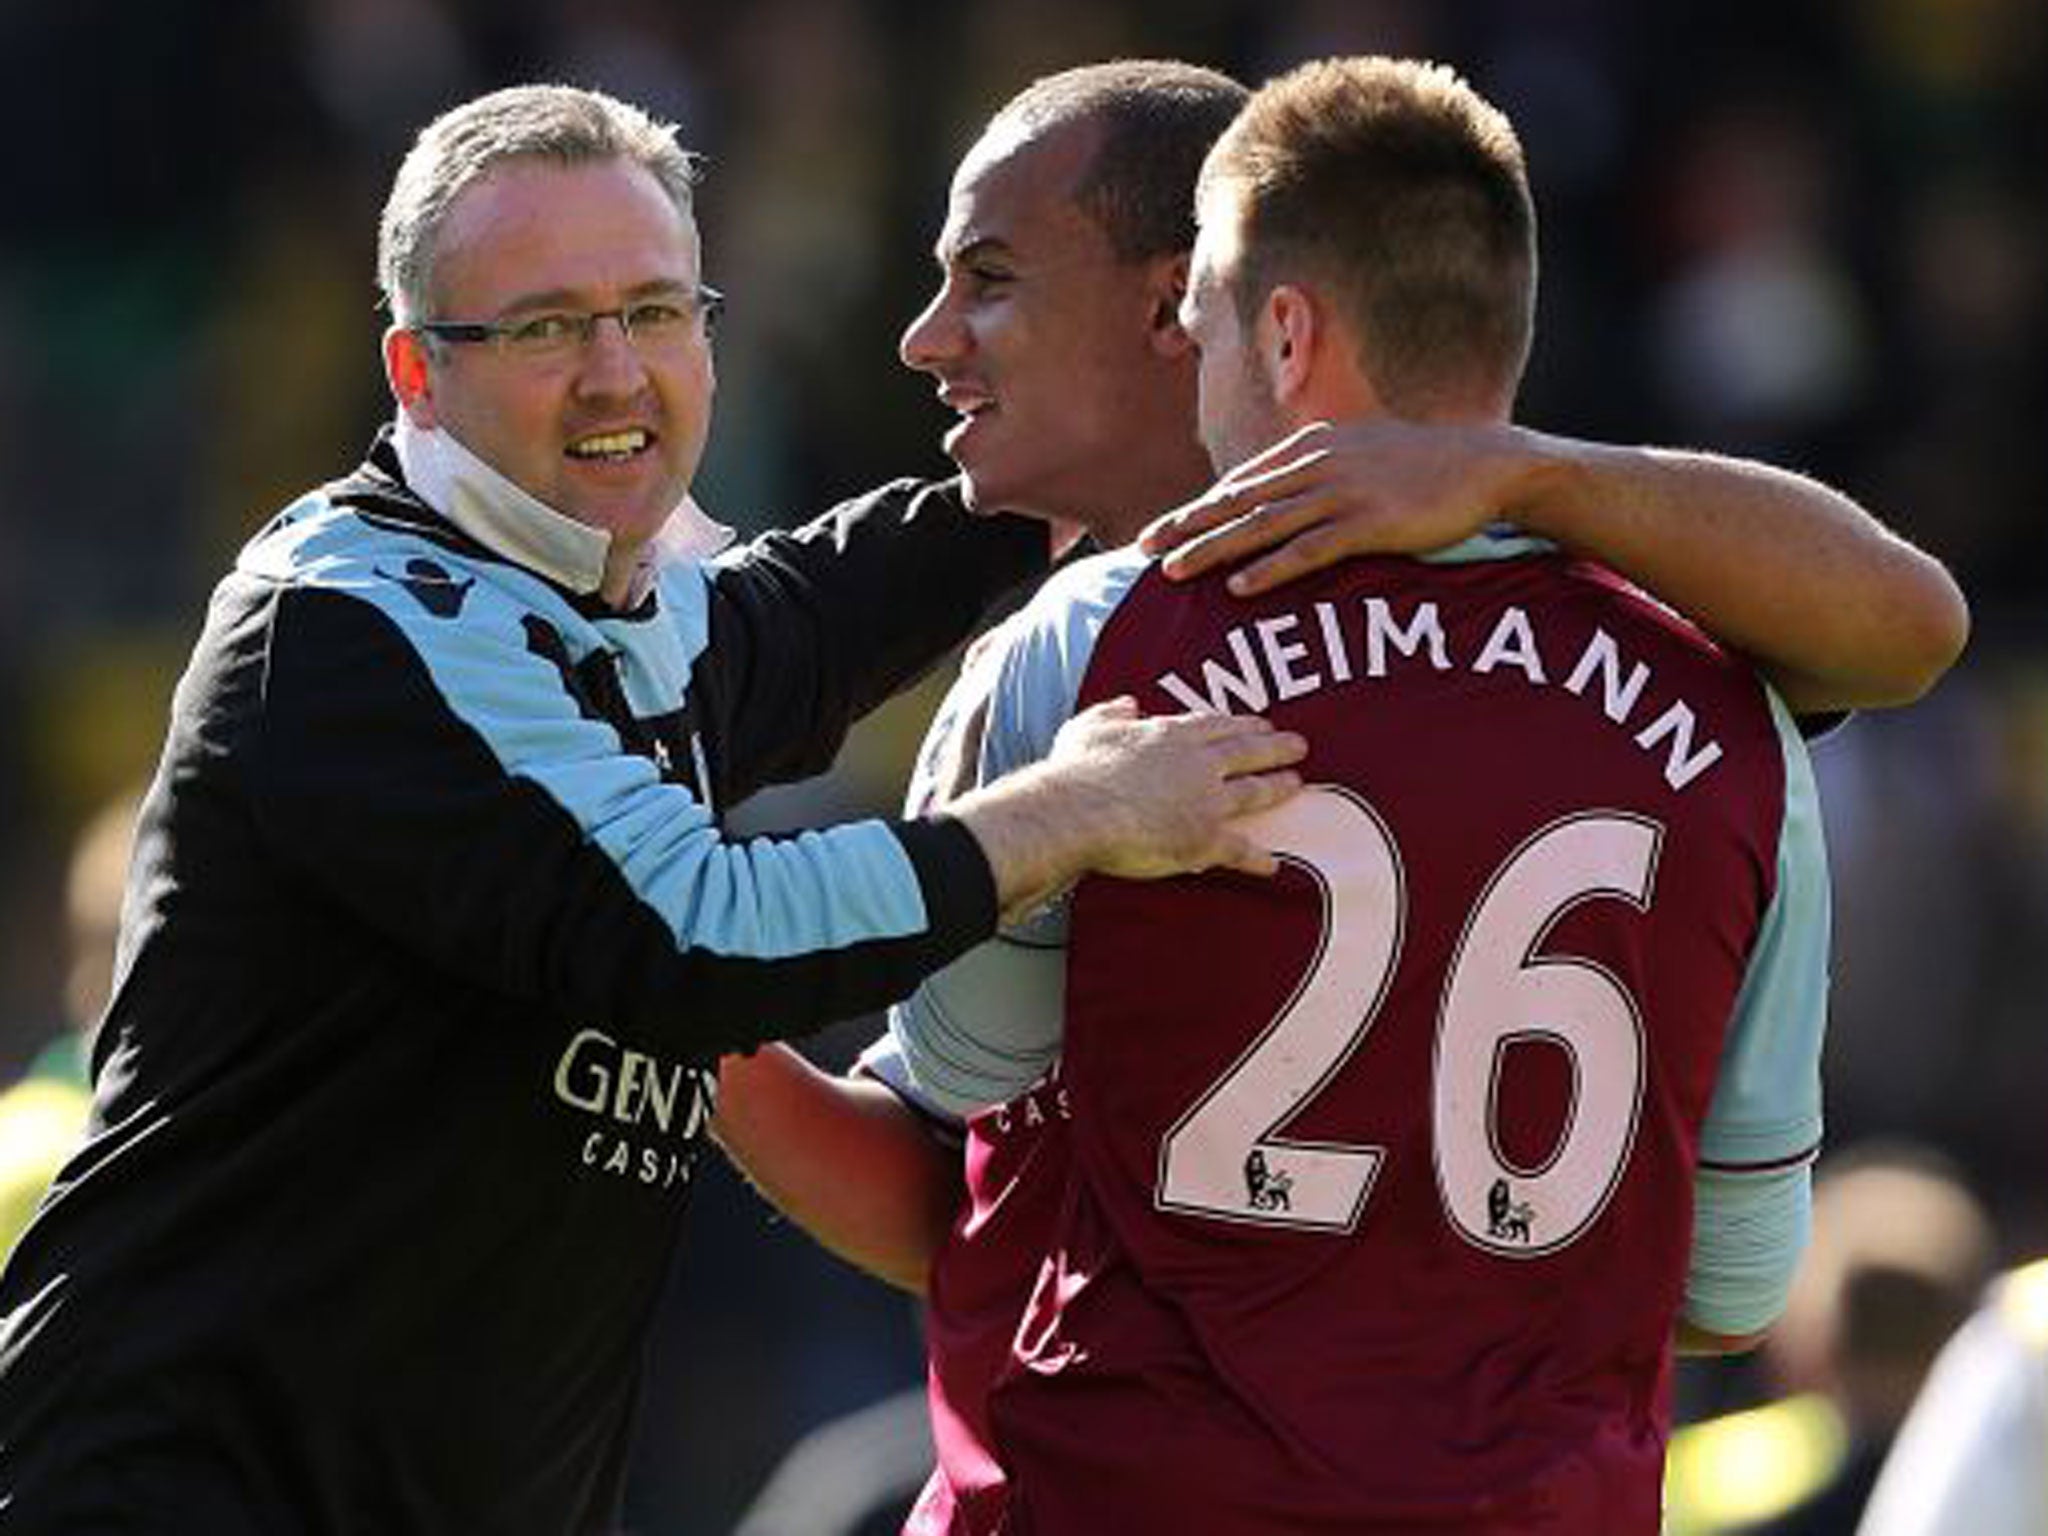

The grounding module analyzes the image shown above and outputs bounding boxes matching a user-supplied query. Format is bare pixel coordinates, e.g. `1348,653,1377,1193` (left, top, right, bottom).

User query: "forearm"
947,762,1104,924
1508,432,1968,713
714,1045,963,1294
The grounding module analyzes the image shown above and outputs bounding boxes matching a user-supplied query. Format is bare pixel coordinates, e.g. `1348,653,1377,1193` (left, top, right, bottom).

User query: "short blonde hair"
1199,57,1536,414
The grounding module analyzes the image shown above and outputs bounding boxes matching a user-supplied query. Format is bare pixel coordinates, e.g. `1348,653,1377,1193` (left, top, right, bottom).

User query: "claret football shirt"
892,533,1829,1534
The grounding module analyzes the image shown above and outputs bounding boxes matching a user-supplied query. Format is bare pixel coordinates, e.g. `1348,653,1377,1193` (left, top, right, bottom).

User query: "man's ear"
1146,252,1195,359
384,326,437,427
1260,284,1317,404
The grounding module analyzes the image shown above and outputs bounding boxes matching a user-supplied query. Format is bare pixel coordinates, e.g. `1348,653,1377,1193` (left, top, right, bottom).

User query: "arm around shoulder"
1509,433,1969,714
1139,418,1968,715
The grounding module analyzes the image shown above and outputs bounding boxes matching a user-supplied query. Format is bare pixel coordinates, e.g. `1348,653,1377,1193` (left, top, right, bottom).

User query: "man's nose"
573,312,651,394
899,287,967,373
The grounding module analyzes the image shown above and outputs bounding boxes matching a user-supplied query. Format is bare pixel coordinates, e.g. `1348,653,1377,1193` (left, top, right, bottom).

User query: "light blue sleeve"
1684,1165,1813,1334
262,508,940,967
1698,689,1831,1170
977,546,1156,776
887,549,1153,1116
853,1032,962,1138
1686,688,1832,1332
363,557,934,960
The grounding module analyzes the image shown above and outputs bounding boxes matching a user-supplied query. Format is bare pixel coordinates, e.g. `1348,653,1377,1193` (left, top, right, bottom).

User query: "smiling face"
385,156,714,563
898,117,1201,529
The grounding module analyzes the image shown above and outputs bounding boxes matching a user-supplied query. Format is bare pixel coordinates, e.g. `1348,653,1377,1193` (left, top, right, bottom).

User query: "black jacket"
0,438,1044,1535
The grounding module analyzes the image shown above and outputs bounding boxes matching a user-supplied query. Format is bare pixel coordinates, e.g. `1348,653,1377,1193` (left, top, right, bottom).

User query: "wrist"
952,763,1099,921
1496,426,1598,543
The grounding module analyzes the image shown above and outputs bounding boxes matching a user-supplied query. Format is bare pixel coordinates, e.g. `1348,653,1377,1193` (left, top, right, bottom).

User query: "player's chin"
955,467,996,514
952,449,1040,519
961,470,1053,520
944,417,1015,514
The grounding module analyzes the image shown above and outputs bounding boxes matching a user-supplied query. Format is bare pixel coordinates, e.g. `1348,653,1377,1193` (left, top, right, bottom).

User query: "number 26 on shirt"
1157,786,1660,1256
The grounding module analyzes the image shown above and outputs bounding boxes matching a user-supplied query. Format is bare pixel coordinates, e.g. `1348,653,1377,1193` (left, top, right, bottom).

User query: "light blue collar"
1421,522,1556,564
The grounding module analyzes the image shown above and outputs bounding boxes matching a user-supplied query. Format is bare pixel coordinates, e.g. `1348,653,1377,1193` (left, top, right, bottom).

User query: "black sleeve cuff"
888,812,999,955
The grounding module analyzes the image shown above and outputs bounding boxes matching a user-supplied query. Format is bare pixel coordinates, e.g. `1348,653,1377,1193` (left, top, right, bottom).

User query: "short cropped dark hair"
1200,57,1537,413
990,60,1249,262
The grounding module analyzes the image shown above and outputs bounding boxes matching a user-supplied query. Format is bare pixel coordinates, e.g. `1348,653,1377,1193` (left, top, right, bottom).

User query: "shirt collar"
390,410,733,603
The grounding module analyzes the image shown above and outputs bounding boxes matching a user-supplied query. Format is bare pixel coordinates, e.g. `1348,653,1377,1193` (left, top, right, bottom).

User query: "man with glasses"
412,283,724,356
0,84,1308,1536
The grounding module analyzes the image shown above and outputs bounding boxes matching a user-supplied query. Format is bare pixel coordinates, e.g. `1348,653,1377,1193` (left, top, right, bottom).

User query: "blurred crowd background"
1,1,2043,1532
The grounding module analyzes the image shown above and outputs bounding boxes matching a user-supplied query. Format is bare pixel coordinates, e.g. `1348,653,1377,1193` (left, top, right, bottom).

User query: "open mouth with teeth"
566,429,653,464
939,382,996,419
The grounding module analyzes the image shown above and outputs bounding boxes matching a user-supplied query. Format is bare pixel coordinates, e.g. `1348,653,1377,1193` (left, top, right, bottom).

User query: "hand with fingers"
1139,418,1539,596
1046,697,1307,881
949,696,1307,923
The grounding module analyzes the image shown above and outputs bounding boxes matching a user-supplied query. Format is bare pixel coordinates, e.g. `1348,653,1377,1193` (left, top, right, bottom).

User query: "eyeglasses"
415,286,725,361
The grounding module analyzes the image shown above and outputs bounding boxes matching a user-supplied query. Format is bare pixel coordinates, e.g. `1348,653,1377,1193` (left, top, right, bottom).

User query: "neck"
1298,355,1513,430
1086,435,1217,549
